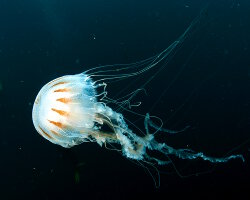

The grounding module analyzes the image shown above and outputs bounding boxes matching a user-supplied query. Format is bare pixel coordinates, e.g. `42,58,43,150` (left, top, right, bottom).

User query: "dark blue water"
0,0,249,199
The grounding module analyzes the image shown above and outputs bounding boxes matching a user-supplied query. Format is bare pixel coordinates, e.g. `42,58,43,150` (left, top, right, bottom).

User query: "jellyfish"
32,15,244,180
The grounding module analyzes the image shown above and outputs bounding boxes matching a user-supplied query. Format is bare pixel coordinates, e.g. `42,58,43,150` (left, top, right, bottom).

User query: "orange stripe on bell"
51,108,69,117
52,82,67,87
51,130,61,137
54,88,70,93
39,126,53,139
56,98,71,104
48,120,65,129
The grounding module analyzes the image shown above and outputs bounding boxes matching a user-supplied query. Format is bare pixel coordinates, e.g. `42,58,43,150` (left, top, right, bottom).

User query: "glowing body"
32,73,244,164
32,16,244,184
32,73,157,160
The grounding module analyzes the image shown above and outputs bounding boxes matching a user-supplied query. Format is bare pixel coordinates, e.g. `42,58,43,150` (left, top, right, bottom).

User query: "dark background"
0,0,249,199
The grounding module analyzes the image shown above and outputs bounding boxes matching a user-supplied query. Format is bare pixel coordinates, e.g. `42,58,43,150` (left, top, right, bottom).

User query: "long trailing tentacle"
144,113,245,164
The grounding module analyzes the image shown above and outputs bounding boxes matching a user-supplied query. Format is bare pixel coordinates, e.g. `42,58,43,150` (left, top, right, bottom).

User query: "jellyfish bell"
32,73,129,148
32,74,99,148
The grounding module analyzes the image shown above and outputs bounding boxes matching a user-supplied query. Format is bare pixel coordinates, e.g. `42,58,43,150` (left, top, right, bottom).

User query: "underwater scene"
0,0,249,199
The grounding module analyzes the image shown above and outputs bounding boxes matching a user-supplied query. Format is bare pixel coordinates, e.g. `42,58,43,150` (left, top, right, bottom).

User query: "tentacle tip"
229,154,245,162
239,155,245,162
